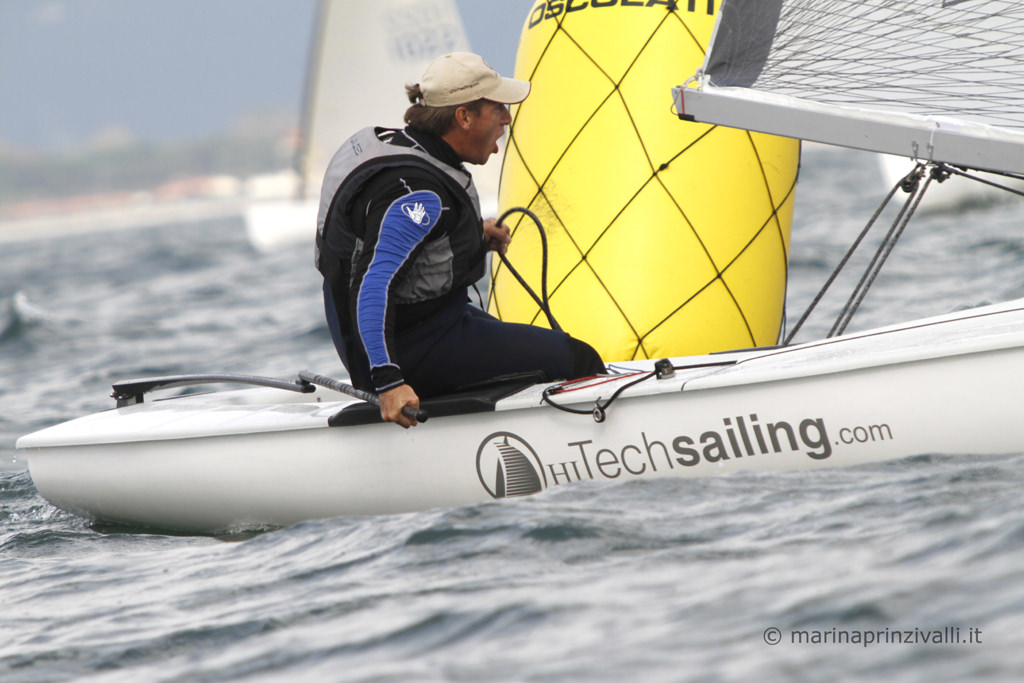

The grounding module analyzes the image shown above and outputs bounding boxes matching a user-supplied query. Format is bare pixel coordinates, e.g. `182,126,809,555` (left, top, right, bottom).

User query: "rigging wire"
785,161,952,343
829,165,933,337
783,170,908,344
787,159,1024,343
943,166,1024,199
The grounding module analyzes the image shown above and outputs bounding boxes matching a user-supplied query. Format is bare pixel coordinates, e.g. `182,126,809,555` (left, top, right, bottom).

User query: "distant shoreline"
0,196,247,244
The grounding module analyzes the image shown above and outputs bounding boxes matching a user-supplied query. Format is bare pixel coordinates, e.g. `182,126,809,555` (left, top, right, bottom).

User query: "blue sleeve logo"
401,201,432,227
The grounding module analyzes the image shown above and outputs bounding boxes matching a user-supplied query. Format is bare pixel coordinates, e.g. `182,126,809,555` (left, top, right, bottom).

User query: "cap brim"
485,77,531,105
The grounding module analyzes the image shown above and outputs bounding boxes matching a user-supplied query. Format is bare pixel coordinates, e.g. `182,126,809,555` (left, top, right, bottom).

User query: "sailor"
316,52,604,428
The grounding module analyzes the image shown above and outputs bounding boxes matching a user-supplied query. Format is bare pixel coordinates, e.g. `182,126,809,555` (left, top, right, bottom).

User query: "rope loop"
495,207,562,332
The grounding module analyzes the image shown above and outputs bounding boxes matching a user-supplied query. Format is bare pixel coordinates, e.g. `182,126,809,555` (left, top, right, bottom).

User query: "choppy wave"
3,455,1024,681
0,291,55,343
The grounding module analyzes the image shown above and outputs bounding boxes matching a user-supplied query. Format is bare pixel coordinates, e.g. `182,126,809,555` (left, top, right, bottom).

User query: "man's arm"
355,188,441,388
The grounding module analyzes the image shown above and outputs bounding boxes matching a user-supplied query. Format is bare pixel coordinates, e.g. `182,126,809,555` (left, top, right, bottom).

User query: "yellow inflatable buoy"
490,1,800,362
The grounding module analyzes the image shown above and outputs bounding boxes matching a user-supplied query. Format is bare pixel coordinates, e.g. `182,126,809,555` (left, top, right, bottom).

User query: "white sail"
299,0,468,196
246,0,503,250
673,0,1024,175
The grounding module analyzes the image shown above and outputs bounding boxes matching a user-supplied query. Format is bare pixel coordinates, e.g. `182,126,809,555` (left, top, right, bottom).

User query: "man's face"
462,100,512,165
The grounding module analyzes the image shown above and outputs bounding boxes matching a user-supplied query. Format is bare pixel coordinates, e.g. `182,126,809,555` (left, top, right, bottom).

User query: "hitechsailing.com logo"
476,413,893,498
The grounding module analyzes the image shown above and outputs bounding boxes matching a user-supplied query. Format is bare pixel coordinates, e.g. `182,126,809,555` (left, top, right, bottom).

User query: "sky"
0,0,537,152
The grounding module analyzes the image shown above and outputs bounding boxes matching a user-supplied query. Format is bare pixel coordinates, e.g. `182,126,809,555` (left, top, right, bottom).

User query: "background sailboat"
244,0,503,251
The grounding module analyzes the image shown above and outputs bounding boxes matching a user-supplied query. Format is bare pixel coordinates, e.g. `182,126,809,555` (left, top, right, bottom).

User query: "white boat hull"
19,299,1024,533
243,198,318,252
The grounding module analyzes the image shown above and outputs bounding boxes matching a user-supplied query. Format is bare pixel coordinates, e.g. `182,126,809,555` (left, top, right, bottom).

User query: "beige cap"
419,52,531,107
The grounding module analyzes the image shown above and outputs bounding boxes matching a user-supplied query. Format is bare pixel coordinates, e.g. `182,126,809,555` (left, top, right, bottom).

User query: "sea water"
2,145,1024,681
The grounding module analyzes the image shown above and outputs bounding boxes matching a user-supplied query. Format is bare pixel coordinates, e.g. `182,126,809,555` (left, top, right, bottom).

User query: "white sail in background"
674,0,1024,176
247,0,503,250
299,0,466,196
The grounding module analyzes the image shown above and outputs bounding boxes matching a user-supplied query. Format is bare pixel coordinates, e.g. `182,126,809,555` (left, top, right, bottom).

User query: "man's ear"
454,105,472,130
